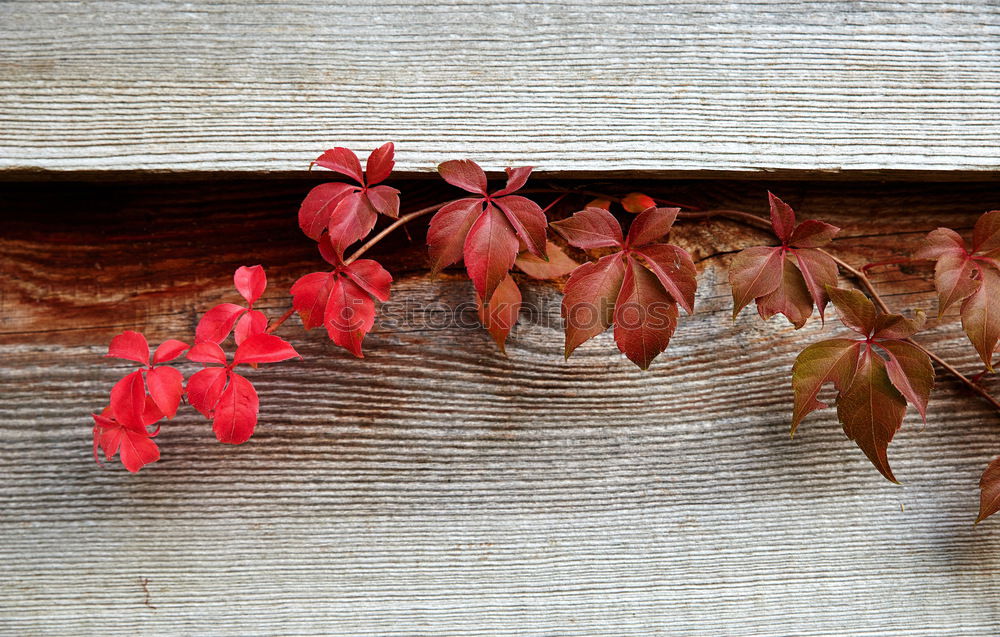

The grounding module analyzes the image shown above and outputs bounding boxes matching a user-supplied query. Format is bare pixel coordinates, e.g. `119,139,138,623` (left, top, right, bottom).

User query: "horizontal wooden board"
2,179,1000,634
1,1,1000,177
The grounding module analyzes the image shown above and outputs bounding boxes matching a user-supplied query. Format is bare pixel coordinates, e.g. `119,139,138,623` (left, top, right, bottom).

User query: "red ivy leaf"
234,265,266,306
187,367,228,418
146,366,184,419
152,339,189,365
187,342,227,365
730,194,841,326
428,160,546,302
365,142,395,185
299,182,354,241
515,241,579,279
314,147,364,183
110,370,148,430
977,456,1000,523
233,333,300,365
290,259,391,357
791,287,933,482
92,407,160,473
917,211,1000,370
106,331,150,366
557,206,696,368
233,309,268,346
196,303,246,344
476,273,522,353
212,373,260,445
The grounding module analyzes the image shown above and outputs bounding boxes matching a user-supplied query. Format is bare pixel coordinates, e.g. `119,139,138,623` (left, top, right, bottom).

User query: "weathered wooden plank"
1,1,999,177
1,180,1000,634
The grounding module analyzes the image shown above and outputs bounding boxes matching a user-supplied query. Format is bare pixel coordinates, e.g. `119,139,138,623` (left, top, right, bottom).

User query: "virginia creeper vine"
92,143,1000,522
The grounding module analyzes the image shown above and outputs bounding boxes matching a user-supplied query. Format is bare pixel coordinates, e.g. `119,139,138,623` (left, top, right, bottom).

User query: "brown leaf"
729,246,783,320
791,339,863,434
756,257,813,328
960,264,1000,371
514,241,579,279
977,456,1000,523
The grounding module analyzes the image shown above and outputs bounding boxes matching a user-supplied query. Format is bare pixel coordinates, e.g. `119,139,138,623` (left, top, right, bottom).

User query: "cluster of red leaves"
730,193,840,328
792,287,932,483
551,205,697,369
95,266,299,472
915,210,1000,371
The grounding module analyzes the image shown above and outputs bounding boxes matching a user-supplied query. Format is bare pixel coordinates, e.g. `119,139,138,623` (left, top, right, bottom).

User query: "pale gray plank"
1,0,999,176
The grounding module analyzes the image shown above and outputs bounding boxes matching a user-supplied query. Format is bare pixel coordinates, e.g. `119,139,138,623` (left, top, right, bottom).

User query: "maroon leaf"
961,264,1000,371
625,207,679,248
438,159,488,194
562,254,627,358
789,220,839,248
327,191,379,255
427,198,484,273
879,340,933,422
973,210,1000,254
791,248,838,320
768,192,797,244
298,182,355,241
791,338,862,434
729,246,783,319
492,166,532,197
476,273,522,353
634,243,697,314
914,227,967,260
613,257,678,369
934,252,981,316
836,348,907,483
365,185,400,219
464,204,519,302
756,257,813,328
344,259,393,301
494,195,547,259
828,286,877,336
550,207,623,249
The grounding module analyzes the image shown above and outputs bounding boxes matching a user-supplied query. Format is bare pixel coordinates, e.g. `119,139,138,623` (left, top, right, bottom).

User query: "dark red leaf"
961,264,1000,371
836,347,907,483
344,259,392,302
914,227,967,260
365,142,395,185
768,192,796,243
476,273,522,353
756,257,813,328
146,366,184,419
789,220,839,248
438,159,488,194
791,248,838,321
625,207,678,248
550,207,623,249
492,166,532,197
973,210,1000,254
186,367,228,418
613,257,678,369
195,303,246,344
494,195,547,259
187,342,227,365
464,204,519,302
234,265,266,306
977,456,1000,523
634,244,697,314
314,147,364,183
728,246,783,319
233,333,300,365
365,185,400,219
106,331,149,366
298,182,356,241
152,339,189,365
791,339,862,434
933,252,981,316
427,198,484,273
879,340,934,423
562,254,627,358
212,373,259,444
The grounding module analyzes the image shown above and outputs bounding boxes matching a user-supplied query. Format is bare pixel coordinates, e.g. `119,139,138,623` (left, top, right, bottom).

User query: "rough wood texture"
1,1,999,177
2,179,999,634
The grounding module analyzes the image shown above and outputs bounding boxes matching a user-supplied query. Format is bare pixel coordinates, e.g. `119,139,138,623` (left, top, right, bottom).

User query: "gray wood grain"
2,179,1000,635
1,0,999,177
